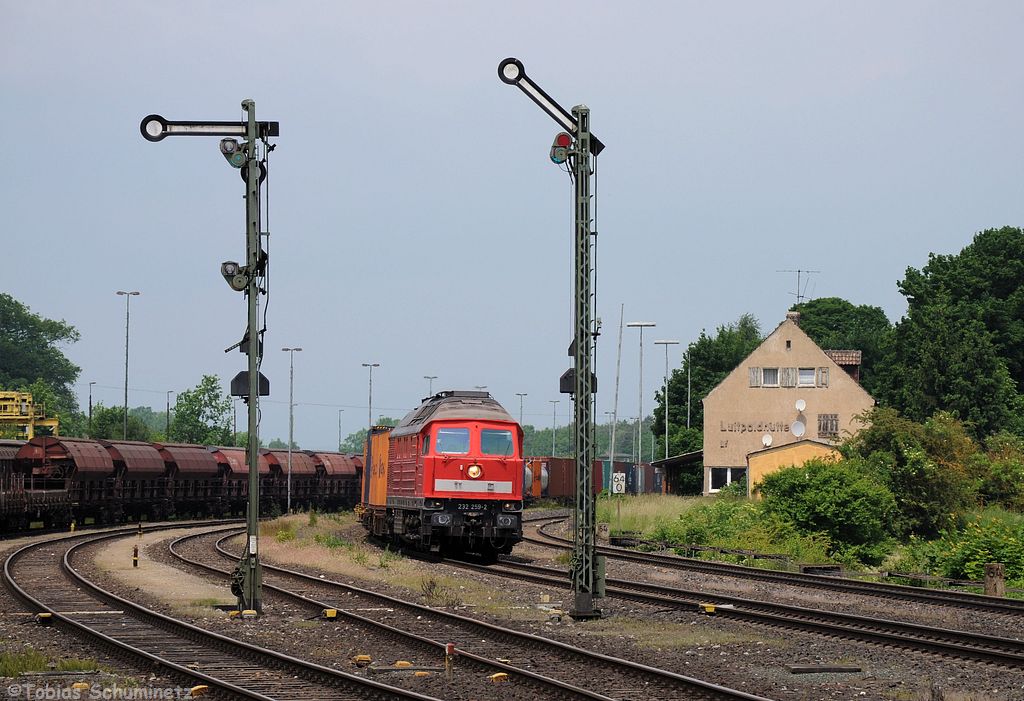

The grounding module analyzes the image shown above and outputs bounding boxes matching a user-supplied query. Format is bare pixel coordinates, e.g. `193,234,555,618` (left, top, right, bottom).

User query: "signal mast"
498,58,605,619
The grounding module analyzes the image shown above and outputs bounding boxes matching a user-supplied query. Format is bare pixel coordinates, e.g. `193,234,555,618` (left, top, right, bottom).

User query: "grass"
596,494,703,537
595,493,834,567
0,649,102,676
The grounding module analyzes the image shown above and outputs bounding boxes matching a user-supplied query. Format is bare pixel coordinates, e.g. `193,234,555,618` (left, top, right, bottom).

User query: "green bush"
933,509,1024,582
274,528,296,543
758,458,896,565
650,492,833,565
843,408,975,538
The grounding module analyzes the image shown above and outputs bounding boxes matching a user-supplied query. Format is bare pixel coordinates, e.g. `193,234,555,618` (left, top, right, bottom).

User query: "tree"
130,406,168,437
268,438,299,450
791,297,892,396
0,293,81,422
874,227,1024,437
843,408,975,538
169,375,231,446
898,226,1024,389
652,313,762,451
89,404,152,441
874,290,1022,437
340,417,399,453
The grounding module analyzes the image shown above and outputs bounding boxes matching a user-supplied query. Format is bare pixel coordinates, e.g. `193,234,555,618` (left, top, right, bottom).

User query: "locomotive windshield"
481,429,514,456
435,427,470,454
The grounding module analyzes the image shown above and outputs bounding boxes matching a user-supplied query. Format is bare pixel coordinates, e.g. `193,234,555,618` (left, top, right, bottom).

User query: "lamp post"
604,411,615,460
515,393,528,425
283,347,303,514
88,382,96,438
654,340,680,460
362,363,379,431
549,400,559,456
424,375,437,396
626,321,655,466
116,291,140,440
165,391,174,440
337,409,344,452
687,349,692,429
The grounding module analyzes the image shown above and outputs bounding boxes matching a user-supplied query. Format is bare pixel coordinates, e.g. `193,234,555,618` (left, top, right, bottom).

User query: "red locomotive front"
362,390,524,559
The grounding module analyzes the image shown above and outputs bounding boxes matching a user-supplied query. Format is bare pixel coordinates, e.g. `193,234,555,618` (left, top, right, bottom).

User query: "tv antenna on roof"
777,269,821,306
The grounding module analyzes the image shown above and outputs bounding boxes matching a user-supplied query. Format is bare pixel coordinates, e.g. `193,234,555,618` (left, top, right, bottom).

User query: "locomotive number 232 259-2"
456,502,485,511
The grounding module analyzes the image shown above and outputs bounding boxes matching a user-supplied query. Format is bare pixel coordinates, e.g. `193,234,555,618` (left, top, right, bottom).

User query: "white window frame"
708,466,747,493
761,367,779,387
798,367,816,387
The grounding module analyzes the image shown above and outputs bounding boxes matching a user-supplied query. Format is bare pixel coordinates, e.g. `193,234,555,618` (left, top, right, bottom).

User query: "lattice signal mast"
499,58,605,620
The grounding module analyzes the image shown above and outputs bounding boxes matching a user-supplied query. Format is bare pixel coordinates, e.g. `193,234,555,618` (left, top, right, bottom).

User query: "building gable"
701,314,874,494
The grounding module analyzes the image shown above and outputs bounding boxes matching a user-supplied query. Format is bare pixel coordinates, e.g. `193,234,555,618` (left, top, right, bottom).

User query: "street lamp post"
626,322,655,466
88,382,96,438
166,391,174,440
116,291,140,440
362,363,380,431
515,393,528,425
603,411,615,460
337,409,344,452
654,340,680,460
424,376,437,396
549,400,559,456
283,347,303,514
687,350,692,429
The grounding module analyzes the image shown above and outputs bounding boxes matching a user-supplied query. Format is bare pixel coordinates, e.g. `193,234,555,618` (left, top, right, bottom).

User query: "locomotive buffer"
499,58,605,619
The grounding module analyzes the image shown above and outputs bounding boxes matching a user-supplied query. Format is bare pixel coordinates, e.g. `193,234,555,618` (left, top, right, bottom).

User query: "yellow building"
745,439,841,498
702,312,874,495
0,391,59,439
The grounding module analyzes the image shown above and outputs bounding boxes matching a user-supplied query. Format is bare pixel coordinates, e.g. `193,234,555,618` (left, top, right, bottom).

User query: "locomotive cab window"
421,433,430,455
481,429,514,456
436,427,470,454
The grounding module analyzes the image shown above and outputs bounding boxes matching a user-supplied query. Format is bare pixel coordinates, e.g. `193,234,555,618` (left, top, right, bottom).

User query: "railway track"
169,527,774,701
3,523,444,701
452,556,1024,668
529,517,1024,616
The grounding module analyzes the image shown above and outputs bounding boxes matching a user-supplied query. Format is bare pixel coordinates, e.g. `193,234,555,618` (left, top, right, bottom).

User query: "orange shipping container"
362,427,391,508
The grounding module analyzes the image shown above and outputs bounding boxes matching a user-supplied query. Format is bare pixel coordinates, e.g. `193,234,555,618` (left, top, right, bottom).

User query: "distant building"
701,312,874,495
745,439,841,499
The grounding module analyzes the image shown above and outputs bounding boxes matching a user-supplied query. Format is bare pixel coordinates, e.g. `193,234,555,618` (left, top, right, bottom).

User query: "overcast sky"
3,2,1023,450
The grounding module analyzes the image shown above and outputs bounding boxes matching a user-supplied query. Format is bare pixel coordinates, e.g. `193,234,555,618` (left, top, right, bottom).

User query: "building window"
761,368,779,387
817,367,830,387
798,368,816,387
709,467,747,493
818,414,839,438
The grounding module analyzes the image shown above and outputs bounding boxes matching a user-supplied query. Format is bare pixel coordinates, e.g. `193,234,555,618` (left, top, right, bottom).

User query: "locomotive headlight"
467,464,482,479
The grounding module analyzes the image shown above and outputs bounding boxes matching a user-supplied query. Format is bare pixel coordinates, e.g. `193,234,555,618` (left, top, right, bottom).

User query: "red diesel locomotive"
359,390,524,559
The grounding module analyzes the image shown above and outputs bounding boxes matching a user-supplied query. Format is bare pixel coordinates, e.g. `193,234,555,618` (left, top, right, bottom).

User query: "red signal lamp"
550,132,572,164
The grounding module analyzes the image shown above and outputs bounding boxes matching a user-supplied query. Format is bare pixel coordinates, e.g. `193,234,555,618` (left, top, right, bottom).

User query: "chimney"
785,311,801,325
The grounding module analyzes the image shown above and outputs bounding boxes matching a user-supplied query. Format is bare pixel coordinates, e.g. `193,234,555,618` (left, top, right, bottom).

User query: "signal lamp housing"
550,132,572,164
